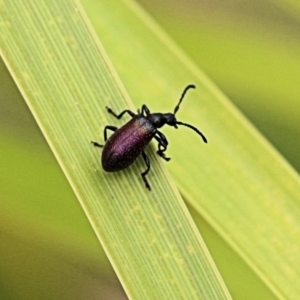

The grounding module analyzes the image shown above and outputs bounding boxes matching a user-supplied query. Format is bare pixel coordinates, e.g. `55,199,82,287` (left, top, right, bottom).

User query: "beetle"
91,84,207,190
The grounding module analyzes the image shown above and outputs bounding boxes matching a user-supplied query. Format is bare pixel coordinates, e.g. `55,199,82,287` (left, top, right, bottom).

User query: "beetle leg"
141,104,151,116
103,125,118,141
91,141,103,148
91,125,118,147
154,132,171,161
106,107,136,119
141,151,151,190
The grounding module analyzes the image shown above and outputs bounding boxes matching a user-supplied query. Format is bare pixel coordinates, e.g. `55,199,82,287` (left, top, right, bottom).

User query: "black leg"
106,107,136,119
91,141,103,148
103,125,118,141
154,131,171,161
141,104,151,116
141,151,151,190
91,125,117,147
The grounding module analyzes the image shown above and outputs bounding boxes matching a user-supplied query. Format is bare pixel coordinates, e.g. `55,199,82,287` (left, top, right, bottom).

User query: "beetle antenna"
174,85,196,115
176,121,207,143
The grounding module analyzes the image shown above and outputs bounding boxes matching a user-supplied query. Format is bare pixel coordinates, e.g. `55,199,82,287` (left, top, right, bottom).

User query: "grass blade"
0,0,231,298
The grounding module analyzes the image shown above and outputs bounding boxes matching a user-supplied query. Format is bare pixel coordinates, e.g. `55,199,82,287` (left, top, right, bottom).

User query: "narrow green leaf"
0,0,231,299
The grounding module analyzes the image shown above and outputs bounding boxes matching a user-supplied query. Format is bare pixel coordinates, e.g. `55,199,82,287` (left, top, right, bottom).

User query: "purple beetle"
91,85,207,190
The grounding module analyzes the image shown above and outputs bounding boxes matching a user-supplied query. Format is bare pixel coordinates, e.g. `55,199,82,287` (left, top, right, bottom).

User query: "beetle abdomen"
102,116,155,172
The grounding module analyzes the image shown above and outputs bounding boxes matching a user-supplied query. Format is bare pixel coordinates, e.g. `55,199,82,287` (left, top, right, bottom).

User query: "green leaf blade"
0,0,231,299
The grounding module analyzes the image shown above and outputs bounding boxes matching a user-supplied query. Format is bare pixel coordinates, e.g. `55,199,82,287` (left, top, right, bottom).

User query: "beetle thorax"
148,113,176,129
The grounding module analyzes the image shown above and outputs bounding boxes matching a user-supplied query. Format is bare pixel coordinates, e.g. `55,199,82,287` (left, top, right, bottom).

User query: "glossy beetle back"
102,116,156,172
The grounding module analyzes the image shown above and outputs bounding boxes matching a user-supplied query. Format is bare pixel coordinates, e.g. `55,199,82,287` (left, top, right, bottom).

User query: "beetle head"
150,113,176,128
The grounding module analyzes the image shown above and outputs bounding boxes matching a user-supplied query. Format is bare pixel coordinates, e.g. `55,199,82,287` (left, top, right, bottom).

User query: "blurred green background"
1,0,299,299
